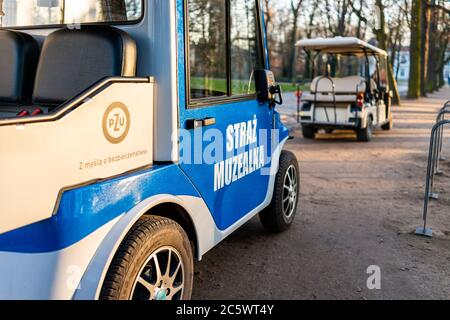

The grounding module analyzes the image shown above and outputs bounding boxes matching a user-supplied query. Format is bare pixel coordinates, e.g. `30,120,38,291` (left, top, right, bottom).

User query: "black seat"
0,30,39,107
32,25,137,108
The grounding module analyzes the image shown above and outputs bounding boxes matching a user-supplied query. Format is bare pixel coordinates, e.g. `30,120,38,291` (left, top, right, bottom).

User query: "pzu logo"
102,102,131,144
110,112,126,132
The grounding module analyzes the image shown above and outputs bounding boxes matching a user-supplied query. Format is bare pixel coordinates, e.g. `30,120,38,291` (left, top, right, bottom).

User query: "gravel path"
193,87,450,300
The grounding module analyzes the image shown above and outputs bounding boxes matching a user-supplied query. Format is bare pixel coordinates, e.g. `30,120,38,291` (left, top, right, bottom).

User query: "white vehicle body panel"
0,81,154,234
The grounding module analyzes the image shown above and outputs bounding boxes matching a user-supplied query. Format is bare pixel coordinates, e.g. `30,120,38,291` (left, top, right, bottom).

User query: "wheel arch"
73,194,206,300
142,202,198,258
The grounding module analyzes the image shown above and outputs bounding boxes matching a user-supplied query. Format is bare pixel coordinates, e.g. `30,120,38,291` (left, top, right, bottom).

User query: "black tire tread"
357,117,373,142
100,216,187,300
302,126,316,139
381,116,393,131
260,150,299,233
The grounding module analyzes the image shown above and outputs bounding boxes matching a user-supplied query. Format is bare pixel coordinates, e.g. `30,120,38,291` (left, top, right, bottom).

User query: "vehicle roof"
296,37,388,57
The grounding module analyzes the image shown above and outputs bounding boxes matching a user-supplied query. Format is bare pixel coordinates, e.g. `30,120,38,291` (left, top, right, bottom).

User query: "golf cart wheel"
302,126,316,139
260,151,300,233
357,116,373,142
381,115,394,131
100,216,194,301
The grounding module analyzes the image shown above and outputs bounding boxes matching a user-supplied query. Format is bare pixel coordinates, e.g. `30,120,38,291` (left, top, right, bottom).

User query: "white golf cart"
296,37,394,142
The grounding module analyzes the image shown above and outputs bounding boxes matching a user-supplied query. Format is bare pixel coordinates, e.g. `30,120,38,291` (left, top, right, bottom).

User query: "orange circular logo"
102,102,131,144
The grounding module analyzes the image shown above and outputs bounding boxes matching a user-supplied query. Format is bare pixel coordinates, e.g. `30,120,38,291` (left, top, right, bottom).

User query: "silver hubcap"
131,246,184,300
283,165,298,219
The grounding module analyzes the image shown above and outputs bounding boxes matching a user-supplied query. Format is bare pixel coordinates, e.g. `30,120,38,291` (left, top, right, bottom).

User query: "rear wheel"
260,151,300,233
302,126,316,139
357,116,373,142
100,216,194,300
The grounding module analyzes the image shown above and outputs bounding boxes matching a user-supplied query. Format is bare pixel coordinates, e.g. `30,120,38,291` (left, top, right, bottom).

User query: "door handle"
185,117,216,130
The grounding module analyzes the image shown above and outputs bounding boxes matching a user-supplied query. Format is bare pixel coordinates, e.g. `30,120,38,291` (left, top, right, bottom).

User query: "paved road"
193,87,450,300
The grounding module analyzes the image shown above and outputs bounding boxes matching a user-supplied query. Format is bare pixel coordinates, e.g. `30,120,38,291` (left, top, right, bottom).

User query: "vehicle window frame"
184,0,267,109
0,0,145,30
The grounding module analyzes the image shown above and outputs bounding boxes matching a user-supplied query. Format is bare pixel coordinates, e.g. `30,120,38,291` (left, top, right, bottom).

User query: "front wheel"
100,216,194,300
260,151,300,233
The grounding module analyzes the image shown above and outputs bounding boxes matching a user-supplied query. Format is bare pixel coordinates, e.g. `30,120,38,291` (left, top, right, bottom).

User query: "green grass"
190,77,310,95
190,77,228,94
279,82,309,93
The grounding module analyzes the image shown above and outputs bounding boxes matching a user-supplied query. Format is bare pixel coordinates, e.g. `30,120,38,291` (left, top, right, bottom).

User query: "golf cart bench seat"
301,93,359,103
0,30,39,116
302,76,377,103
311,76,366,94
0,26,137,119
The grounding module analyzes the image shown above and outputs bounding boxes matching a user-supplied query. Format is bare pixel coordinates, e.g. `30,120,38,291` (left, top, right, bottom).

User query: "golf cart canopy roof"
296,37,388,57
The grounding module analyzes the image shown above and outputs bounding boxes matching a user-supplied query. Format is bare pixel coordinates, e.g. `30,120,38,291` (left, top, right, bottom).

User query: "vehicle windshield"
315,53,377,79
0,0,142,28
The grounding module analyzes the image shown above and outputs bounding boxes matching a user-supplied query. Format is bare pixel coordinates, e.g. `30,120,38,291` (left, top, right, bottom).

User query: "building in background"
393,48,450,84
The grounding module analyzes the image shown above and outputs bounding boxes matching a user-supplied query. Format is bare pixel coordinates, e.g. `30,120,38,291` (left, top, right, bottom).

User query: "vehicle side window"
0,0,143,27
230,0,263,95
188,0,227,99
187,0,264,104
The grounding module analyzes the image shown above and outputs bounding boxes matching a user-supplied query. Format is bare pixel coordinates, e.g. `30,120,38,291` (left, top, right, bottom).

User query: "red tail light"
357,92,364,108
31,108,43,116
16,110,29,117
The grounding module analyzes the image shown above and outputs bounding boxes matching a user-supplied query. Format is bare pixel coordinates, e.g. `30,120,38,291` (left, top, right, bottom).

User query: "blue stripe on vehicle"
0,164,200,253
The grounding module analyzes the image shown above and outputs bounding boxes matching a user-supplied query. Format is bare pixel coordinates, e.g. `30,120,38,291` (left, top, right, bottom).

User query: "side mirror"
254,69,283,107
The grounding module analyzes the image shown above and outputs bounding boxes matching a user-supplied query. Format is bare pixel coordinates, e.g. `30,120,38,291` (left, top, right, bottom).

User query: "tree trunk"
337,0,349,36
408,0,422,99
304,1,319,80
263,0,271,36
100,0,127,21
287,0,303,82
436,32,449,89
355,0,364,39
374,0,401,105
426,0,438,93
420,0,430,96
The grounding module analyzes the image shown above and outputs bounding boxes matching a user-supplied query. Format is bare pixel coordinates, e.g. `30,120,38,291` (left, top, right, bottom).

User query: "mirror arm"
269,85,283,107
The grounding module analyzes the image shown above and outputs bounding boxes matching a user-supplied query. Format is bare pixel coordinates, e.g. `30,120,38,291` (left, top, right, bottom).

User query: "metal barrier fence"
433,101,450,175
416,100,450,237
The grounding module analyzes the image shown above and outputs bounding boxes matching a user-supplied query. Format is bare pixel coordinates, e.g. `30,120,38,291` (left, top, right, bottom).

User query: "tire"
260,151,300,233
357,116,373,142
381,115,393,131
100,216,194,301
302,126,316,139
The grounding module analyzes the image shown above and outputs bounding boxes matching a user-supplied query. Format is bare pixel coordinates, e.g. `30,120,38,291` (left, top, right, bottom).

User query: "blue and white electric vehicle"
0,0,300,300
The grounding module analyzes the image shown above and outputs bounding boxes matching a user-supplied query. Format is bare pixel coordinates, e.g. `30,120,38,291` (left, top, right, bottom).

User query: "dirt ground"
193,87,450,300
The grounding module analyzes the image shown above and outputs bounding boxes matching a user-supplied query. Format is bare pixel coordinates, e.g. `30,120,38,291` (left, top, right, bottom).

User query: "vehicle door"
178,0,275,230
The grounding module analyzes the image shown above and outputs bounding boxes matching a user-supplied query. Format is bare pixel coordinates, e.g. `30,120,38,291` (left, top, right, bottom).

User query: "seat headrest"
0,30,39,103
33,26,137,106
